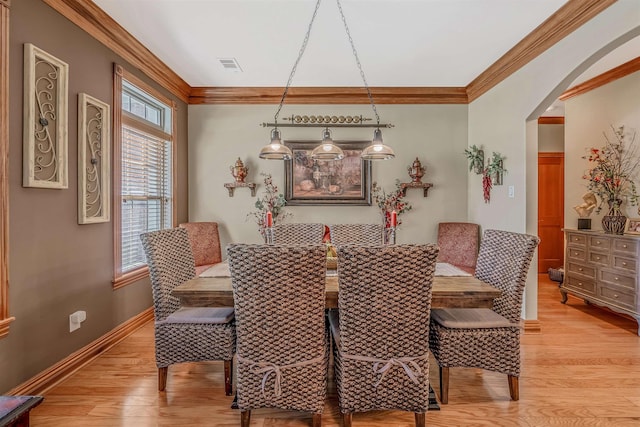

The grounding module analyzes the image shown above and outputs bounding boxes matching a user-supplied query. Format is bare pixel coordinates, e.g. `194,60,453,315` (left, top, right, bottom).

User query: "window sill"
0,316,16,339
113,266,149,290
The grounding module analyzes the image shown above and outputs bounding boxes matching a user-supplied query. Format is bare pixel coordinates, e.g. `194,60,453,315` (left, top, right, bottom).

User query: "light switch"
508,186,515,198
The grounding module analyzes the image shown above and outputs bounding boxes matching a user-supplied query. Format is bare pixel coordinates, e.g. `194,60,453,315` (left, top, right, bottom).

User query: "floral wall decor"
23,43,69,189
482,152,507,203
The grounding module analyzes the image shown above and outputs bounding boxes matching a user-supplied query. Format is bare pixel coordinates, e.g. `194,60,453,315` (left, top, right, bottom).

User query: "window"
113,64,177,288
0,0,13,337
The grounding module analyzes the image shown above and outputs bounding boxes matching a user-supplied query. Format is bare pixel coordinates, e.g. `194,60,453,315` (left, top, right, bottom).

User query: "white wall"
188,104,468,253
565,71,640,227
468,0,640,320
539,124,564,152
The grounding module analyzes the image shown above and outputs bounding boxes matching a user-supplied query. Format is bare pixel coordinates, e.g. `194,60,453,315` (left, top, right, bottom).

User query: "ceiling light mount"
258,0,395,161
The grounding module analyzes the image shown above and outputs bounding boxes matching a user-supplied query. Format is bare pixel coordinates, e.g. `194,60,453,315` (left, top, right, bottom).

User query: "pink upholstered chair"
178,222,222,275
437,222,480,274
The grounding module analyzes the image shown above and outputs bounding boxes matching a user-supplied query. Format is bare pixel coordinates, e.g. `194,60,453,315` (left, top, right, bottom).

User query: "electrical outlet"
69,310,87,332
508,185,515,198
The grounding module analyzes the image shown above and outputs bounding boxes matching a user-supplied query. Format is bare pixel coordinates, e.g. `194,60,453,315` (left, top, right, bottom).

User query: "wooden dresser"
562,229,640,335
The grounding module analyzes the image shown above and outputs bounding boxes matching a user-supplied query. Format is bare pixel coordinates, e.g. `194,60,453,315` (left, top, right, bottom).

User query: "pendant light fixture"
259,0,394,161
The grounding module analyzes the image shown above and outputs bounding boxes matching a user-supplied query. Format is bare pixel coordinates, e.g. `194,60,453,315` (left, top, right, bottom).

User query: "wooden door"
538,153,564,273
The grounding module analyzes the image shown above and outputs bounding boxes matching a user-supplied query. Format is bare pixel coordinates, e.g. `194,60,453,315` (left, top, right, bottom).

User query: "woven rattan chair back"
474,229,540,323
335,244,439,418
329,223,384,246
227,244,328,421
271,223,325,244
140,228,196,321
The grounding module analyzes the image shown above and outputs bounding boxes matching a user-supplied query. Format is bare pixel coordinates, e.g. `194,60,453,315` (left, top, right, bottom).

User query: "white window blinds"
120,125,172,272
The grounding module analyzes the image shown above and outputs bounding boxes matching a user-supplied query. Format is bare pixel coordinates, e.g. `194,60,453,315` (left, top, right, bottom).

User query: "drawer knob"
596,241,601,245
614,294,619,298
596,256,601,260
615,277,619,281
623,244,628,248
578,282,583,287
574,237,579,241
578,268,583,271
574,252,579,256
622,262,628,266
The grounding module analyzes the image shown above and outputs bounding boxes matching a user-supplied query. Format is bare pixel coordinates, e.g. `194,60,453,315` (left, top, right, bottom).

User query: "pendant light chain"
336,0,380,125
273,0,322,124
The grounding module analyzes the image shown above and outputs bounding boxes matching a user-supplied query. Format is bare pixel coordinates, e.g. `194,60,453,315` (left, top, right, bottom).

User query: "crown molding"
189,86,468,105
466,0,617,102
41,0,190,103
560,56,640,101
538,116,565,125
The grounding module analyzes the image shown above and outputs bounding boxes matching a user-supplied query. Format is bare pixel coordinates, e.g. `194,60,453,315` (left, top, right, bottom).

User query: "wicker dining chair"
328,223,384,246
429,229,540,403
140,228,236,394
228,244,328,427
328,244,439,427
271,223,325,244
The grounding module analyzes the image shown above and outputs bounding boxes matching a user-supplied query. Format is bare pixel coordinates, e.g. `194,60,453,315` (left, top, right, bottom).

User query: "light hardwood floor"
30,275,640,426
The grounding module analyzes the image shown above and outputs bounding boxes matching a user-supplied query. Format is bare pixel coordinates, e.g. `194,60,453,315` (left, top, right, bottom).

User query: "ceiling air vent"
218,58,242,72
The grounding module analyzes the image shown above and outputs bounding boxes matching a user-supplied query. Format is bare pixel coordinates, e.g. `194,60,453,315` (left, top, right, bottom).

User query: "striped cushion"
431,308,513,329
159,307,234,325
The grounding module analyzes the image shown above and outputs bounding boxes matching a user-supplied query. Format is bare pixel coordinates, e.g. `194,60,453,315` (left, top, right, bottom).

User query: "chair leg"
224,359,233,396
312,413,322,427
158,367,168,391
439,366,449,404
241,410,251,427
342,412,352,427
508,375,519,401
414,412,425,427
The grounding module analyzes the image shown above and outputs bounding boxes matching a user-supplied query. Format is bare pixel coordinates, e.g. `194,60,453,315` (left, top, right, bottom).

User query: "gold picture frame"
625,217,640,234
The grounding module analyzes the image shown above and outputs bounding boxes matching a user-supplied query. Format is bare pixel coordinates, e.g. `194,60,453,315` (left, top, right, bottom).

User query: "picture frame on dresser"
625,218,640,234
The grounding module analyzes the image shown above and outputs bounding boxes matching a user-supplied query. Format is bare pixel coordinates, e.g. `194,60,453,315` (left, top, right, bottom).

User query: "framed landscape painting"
283,140,371,205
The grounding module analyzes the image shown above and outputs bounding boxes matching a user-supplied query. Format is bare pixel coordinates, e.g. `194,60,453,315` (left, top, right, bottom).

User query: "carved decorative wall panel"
78,93,110,224
23,43,68,189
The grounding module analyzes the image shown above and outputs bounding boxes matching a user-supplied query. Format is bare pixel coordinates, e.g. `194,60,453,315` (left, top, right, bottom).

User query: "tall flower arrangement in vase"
582,125,640,216
248,173,291,240
372,180,412,228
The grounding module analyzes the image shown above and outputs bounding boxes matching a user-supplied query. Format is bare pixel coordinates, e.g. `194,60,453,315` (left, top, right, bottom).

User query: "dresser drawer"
567,232,587,247
567,247,587,261
564,275,596,296
599,286,636,311
613,238,638,256
566,261,596,278
600,269,637,292
613,255,637,273
588,251,610,266
589,236,611,251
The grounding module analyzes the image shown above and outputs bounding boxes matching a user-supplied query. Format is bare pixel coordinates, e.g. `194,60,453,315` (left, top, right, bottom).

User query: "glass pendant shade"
259,128,293,160
361,128,395,160
311,128,344,160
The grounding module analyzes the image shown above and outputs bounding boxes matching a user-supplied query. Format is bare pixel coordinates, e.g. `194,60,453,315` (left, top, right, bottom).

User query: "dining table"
171,262,501,309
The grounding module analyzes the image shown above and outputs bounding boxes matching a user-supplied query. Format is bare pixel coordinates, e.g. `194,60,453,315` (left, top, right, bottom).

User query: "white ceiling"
93,0,637,95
